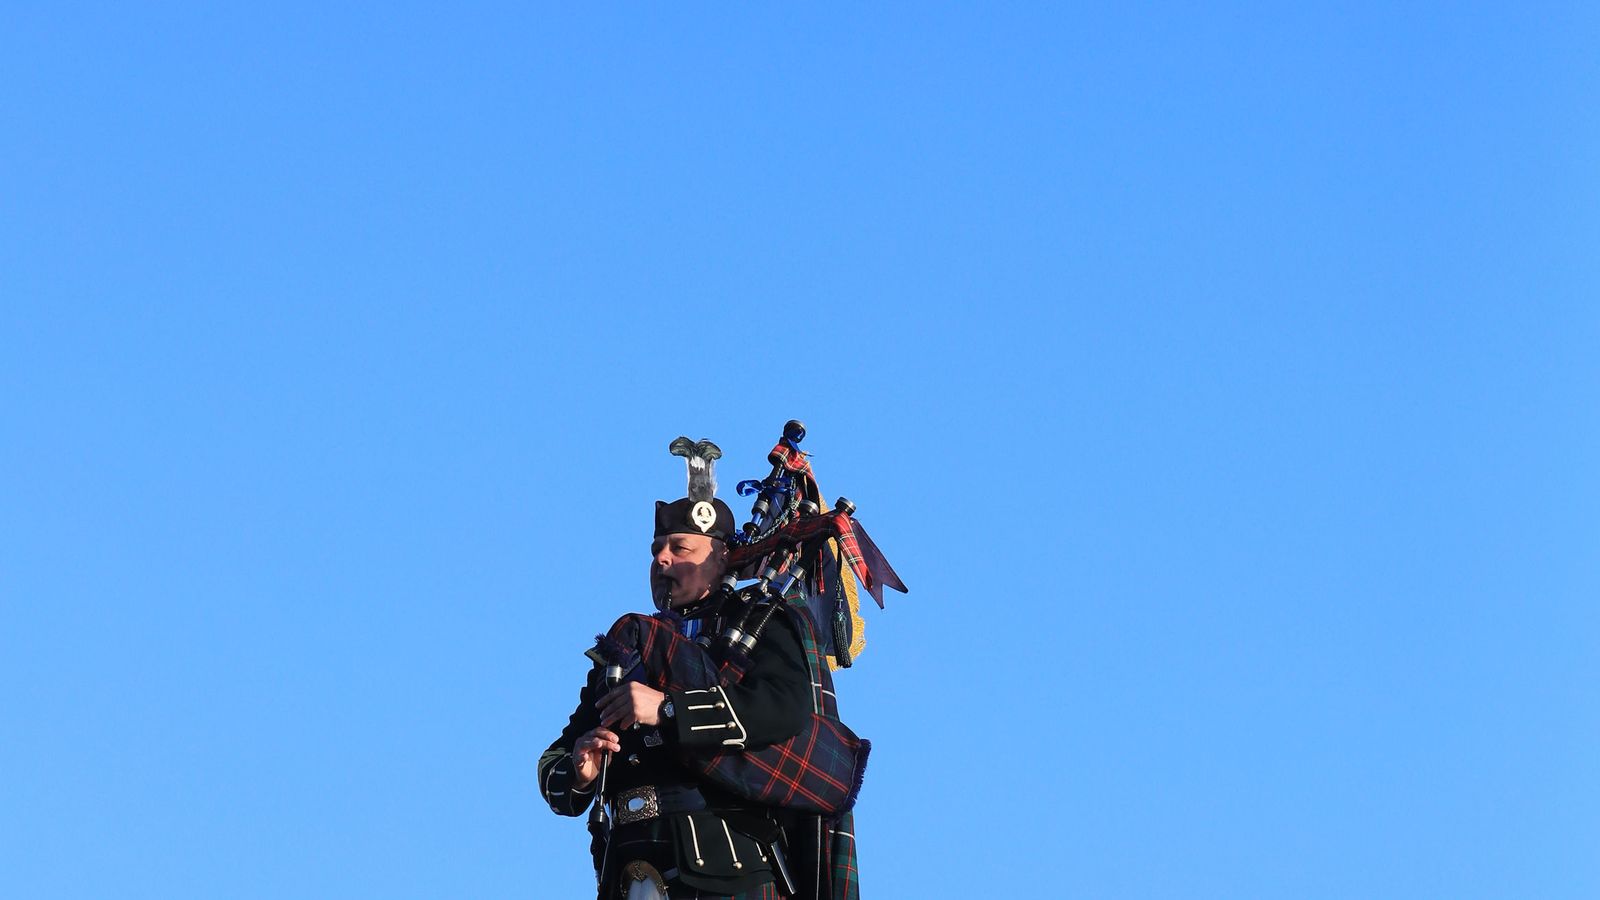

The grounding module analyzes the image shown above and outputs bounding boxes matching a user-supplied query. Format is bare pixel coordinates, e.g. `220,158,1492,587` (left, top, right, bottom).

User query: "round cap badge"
689,501,717,533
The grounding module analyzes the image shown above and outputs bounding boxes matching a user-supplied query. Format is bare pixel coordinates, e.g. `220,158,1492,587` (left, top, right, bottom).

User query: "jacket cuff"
668,685,747,750
540,753,591,815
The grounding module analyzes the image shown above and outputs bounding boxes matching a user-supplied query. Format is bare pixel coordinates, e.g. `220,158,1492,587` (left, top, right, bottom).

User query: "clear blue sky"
3,4,1596,898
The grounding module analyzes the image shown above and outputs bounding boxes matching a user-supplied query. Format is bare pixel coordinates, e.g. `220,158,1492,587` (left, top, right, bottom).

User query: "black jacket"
539,610,809,895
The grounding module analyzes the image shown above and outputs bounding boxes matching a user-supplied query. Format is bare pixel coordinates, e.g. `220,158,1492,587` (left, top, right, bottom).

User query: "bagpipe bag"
591,607,869,818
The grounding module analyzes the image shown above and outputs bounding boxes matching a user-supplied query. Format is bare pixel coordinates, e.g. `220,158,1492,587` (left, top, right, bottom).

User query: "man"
538,495,812,899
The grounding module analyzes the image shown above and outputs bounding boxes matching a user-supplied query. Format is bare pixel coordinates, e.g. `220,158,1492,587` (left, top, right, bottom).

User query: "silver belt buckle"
614,785,661,826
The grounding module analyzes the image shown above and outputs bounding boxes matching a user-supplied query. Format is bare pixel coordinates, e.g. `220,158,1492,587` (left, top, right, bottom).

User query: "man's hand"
596,681,667,731
572,726,621,790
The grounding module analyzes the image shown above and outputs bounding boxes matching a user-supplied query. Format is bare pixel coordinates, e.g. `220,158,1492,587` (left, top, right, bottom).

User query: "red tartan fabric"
595,612,867,817
767,442,814,479
726,513,875,600
766,442,822,507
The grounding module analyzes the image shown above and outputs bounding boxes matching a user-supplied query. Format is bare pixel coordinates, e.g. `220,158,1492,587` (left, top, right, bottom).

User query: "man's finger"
584,731,621,751
597,700,626,726
576,728,621,753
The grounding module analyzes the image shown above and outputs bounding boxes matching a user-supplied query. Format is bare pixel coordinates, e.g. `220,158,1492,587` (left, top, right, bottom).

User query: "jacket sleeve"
667,609,809,753
538,669,602,816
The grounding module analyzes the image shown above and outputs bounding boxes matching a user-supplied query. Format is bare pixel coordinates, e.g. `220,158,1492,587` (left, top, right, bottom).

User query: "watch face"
662,701,675,718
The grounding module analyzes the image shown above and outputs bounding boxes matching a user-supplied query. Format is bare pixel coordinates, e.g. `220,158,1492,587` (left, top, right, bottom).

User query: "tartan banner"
737,440,905,613
727,512,881,603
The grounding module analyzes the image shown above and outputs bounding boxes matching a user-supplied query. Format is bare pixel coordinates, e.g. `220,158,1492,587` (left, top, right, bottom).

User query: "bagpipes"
722,420,906,669
585,420,907,824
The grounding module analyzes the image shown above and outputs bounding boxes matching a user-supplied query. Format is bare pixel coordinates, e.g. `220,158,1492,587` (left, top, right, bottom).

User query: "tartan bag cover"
593,610,869,817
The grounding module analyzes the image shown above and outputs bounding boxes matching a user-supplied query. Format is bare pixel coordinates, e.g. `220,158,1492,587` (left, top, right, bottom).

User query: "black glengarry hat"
654,497,736,542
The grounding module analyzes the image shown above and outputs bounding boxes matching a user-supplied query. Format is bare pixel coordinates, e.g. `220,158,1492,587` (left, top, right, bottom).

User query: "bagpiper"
539,423,904,899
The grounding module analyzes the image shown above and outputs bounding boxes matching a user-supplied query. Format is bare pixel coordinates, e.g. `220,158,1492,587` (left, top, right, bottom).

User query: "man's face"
649,532,728,608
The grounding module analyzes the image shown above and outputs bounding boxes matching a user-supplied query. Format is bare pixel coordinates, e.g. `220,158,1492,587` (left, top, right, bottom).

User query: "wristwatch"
660,699,675,719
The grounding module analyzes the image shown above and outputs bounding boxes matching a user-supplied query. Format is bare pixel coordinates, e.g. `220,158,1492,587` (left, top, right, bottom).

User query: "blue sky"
3,3,1596,897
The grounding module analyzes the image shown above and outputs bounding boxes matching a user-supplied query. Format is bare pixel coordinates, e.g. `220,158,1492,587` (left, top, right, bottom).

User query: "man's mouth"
652,573,676,600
